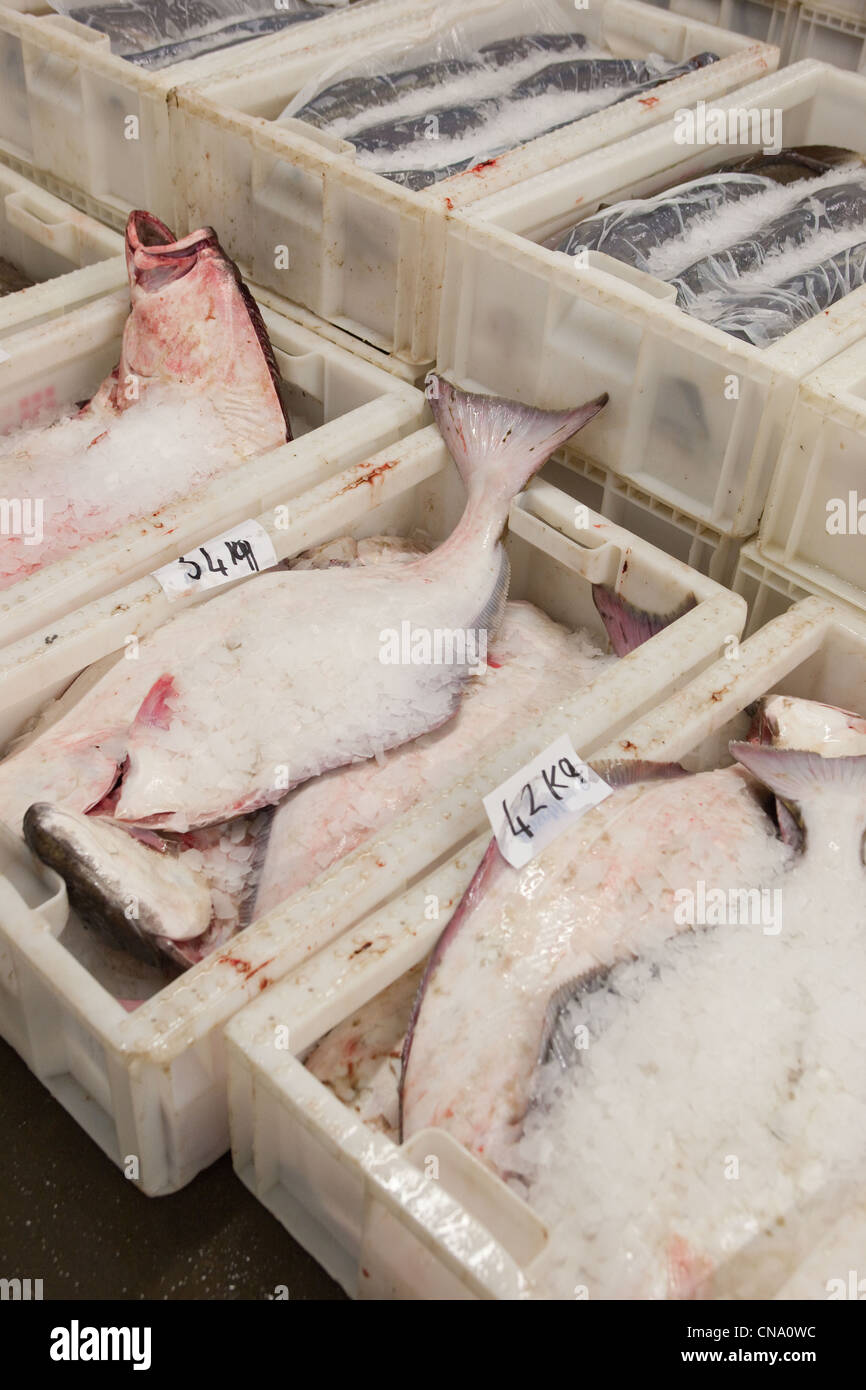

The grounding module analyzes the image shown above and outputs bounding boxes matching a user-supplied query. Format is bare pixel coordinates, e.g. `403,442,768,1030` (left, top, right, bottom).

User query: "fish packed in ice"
6,377,625,972
285,31,719,190
52,0,352,69
0,210,289,591
555,146,866,345
376,692,866,1298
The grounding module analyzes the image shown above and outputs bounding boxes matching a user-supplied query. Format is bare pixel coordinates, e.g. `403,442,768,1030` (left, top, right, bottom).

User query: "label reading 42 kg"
152,519,278,599
483,734,612,870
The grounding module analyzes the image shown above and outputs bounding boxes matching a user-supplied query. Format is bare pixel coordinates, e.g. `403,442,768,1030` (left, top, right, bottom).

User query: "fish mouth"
126,210,219,293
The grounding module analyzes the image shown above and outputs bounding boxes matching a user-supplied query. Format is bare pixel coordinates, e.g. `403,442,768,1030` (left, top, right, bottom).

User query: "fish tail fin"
592,587,698,657
729,743,866,804
427,375,607,514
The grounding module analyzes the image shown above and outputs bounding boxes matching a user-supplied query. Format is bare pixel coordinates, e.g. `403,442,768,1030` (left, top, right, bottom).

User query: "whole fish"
355,53,719,189
400,694,866,1299
671,180,866,305
293,33,591,130
554,172,779,267
9,379,607,962
65,0,324,69
399,757,791,1166
708,239,866,345
0,210,289,590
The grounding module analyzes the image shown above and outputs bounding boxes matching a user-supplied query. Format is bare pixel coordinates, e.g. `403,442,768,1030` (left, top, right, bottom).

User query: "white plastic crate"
440,61,866,538
758,334,866,618
670,0,797,56
0,288,427,648
0,0,423,229
173,0,777,367
0,162,125,337
225,595,866,1299
789,5,866,73
542,453,746,585
731,536,866,632
0,457,745,1195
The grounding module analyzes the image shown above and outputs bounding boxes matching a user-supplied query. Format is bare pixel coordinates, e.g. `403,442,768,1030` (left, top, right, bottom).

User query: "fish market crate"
542,452,746,585
0,288,427,648
172,0,777,367
789,5,866,73
0,456,745,1195
440,60,866,539
0,0,422,230
224,595,866,1298
758,337,866,616
0,163,125,337
670,0,797,57
731,537,865,631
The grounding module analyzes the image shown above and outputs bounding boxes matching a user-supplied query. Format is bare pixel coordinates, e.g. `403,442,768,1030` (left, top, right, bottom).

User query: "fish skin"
709,239,866,345
23,803,212,969
0,211,289,589
294,34,592,129
357,52,719,190
399,761,784,1165
555,172,778,267
672,180,866,306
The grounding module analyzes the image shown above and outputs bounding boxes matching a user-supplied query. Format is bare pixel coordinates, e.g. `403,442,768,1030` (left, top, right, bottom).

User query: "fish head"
731,697,866,873
749,694,866,754
117,211,290,448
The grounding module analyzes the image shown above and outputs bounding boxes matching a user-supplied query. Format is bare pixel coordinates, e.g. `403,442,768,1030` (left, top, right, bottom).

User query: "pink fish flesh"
0,210,289,589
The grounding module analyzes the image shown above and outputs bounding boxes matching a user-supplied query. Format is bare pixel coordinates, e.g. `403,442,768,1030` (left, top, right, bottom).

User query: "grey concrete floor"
0,1037,344,1300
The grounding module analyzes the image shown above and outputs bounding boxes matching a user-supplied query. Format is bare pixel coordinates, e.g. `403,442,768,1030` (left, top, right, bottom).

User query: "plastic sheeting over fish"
48,0,357,69
282,5,719,190
555,147,866,346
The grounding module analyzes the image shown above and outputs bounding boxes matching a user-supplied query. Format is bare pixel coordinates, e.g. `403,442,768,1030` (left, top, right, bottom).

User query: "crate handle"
0,822,68,937
509,489,620,586
5,191,80,262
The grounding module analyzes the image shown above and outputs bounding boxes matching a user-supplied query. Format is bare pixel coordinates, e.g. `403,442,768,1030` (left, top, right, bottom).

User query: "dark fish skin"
295,34,591,129
673,181,866,305
350,103,488,156
122,13,310,68
366,51,719,191
23,804,185,973
709,239,866,345
297,60,484,130
554,147,866,267
477,32,589,66
555,173,775,265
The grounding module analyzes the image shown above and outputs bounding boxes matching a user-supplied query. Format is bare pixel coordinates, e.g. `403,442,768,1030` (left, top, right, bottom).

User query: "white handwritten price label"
152,519,278,599
483,734,612,870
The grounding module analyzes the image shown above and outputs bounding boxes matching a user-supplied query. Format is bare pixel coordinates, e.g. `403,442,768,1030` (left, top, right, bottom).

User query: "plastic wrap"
553,148,866,347
280,0,719,191
48,0,353,68
554,172,777,271
672,181,866,306
708,240,866,346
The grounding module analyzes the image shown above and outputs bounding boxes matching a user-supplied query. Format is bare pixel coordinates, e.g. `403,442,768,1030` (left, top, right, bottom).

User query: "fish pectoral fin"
538,966,613,1072
22,803,211,972
592,585,698,658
